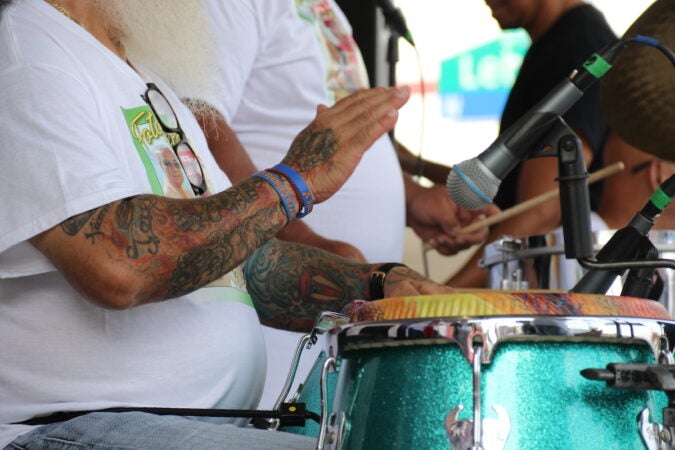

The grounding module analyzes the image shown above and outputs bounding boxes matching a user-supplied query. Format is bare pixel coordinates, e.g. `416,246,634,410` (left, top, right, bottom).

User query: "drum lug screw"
659,428,672,443
327,412,338,444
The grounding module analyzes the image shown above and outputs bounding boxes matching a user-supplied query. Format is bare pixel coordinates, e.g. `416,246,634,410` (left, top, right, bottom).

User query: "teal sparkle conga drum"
311,292,675,450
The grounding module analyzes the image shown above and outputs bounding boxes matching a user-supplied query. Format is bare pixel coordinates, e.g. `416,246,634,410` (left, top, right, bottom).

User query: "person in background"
175,0,497,409
446,0,617,287
0,1,456,449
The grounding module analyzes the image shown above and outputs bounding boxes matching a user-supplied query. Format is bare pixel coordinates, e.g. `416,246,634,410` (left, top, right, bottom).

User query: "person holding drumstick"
446,0,617,287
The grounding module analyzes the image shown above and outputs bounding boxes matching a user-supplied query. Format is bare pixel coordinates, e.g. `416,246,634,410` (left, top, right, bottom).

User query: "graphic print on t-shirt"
295,0,369,103
122,104,201,199
120,104,250,302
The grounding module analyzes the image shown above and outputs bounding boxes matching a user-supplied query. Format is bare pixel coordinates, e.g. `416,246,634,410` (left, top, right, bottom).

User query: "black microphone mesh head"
446,159,500,209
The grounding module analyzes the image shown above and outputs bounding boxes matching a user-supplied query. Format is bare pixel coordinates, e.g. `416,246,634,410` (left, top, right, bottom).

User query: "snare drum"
314,292,675,450
482,230,675,314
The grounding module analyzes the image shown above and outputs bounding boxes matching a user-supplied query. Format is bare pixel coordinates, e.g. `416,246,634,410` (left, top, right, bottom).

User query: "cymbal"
600,0,675,161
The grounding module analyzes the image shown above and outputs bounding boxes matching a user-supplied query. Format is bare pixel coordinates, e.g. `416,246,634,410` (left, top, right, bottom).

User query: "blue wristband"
270,164,314,219
252,171,298,223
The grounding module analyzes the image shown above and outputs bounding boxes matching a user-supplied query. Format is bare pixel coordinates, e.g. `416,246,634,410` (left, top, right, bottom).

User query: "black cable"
16,406,321,426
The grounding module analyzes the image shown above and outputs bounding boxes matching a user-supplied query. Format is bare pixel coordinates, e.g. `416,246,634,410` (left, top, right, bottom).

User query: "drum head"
345,292,671,322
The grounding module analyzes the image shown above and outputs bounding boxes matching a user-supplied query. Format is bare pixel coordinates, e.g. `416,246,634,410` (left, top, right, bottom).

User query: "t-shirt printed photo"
295,0,369,103
122,104,209,199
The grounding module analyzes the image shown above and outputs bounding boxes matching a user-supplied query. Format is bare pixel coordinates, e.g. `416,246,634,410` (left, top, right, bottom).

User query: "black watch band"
369,263,406,300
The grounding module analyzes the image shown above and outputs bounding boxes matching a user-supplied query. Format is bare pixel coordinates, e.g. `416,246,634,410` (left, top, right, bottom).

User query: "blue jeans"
5,412,315,450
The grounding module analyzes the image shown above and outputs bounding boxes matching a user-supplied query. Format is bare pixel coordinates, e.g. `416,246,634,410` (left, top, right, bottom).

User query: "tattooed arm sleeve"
244,239,458,331
29,176,289,309
28,87,410,310
244,239,373,331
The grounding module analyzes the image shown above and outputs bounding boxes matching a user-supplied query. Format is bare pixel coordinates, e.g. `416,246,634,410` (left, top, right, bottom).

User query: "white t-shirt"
202,0,406,410
0,1,264,446
204,0,406,264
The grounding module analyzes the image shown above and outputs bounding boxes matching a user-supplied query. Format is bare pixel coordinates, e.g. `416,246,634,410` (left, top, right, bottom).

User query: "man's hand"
383,265,457,297
405,179,499,255
282,86,410,203
195,108,368,264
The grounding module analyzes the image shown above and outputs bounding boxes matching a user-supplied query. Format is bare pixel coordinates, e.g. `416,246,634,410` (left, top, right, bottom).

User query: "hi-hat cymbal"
600,0,675,161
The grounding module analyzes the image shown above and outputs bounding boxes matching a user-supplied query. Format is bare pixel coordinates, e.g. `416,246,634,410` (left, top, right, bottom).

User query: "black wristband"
369,263,406,300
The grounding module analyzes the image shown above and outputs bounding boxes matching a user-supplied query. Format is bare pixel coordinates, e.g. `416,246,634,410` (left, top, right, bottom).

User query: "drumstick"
458,161,625,234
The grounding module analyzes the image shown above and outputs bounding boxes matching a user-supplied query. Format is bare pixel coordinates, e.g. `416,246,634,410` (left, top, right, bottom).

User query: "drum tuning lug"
335,412,347,450
659,348,675,365
660,428,672,444
326,412,337,444
316,357,337,450
318,411,347,450
639,408,675,449
321,411,347,450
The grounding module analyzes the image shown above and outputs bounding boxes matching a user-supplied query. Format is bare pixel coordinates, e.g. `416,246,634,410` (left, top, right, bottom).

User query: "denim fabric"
4,412,315,450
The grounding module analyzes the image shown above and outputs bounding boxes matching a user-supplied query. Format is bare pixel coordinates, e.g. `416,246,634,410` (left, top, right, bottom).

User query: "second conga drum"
320,292,675,450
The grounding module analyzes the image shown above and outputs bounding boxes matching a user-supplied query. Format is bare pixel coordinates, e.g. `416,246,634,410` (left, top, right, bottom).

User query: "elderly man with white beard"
0,1,464,449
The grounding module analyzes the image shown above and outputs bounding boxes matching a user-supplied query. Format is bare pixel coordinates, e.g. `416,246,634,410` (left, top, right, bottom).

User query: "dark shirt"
494,4,617,211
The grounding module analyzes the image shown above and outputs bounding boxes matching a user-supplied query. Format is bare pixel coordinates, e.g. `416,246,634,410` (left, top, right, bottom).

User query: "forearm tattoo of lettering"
115,198,160,258
245,240,369,330
283,127,337,171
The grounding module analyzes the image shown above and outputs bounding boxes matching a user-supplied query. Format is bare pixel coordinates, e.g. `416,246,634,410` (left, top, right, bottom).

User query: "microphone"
373,0,414,47
447,42,626,210
570,173,675,294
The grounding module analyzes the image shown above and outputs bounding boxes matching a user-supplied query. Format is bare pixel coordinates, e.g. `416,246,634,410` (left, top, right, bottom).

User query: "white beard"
95,0,219,113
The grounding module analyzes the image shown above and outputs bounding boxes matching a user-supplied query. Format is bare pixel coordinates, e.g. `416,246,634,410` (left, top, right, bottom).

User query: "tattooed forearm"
244,239,370,331
166,204,281,298
56,176,287,304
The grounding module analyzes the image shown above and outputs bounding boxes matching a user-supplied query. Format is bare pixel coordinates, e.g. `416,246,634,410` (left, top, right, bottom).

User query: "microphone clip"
520,116,594,260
